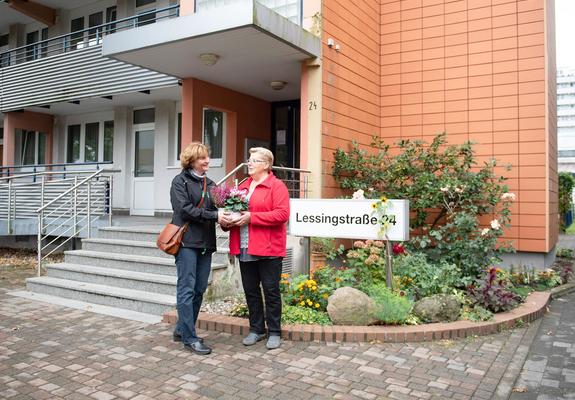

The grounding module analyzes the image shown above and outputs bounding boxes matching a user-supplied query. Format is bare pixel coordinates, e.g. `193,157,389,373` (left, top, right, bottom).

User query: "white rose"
490,220,501,230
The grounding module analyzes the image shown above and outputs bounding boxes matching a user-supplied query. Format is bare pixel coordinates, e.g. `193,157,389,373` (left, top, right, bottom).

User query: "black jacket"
170,169,218,251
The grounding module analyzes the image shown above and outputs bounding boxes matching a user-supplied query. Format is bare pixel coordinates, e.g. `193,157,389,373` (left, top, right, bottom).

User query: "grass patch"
565,223,575,235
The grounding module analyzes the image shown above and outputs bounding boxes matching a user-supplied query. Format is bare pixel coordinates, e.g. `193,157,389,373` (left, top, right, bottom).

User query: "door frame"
131,122,155,216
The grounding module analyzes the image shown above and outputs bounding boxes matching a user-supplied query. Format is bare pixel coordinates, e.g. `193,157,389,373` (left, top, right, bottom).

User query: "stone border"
162,291,550,343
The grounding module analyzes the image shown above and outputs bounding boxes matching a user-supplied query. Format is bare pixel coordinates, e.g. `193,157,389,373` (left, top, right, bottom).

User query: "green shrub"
281,274,331,311
346,240,388,288
229,303,249,318
461,305,493,322
468,267,522,313
394,252,463,299
365,284,413,324
333,133,515,278
281,304,332,325
557,248,574,259
312,265,356,292
559,172,575,231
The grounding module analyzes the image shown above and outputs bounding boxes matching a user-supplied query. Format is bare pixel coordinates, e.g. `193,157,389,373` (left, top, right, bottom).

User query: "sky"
556,0,575,69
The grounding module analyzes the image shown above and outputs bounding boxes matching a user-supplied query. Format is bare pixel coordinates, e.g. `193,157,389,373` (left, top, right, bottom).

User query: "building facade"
557,69,575,174
1,0,557,264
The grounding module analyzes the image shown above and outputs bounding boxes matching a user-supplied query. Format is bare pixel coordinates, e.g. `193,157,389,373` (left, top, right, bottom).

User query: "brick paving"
0,262,538,400
509,290,575,400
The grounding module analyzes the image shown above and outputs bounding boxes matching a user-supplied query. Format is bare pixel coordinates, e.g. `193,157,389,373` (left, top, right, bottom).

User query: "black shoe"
184,341,212,355
173,332,203,343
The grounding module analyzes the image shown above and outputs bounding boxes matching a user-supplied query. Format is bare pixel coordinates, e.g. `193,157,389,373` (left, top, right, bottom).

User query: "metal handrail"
0,5,179,67
35,169,117,274
36,169,119,213
216,163,311,186
0,169,115,182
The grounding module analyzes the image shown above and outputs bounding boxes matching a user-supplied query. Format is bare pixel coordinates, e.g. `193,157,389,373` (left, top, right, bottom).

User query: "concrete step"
46,263,177,295
64,250,177,276
98,226,161,242
81,237,230,264
26,276,176,315
8,290,161,324
97,225,230,248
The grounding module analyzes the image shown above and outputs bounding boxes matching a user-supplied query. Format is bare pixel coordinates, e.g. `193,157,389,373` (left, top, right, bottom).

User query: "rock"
413,294,461,323
327,287,378,325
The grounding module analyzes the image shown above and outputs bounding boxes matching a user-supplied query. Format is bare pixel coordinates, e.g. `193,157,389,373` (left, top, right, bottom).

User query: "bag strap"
197,177,207,209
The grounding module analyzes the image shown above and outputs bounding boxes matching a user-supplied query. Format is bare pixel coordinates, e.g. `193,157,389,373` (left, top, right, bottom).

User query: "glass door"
131,108,155,215
271,100,300,168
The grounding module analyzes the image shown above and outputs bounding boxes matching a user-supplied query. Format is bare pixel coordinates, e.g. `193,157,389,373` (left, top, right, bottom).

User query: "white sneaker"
242,332,266,346
266,335,281,350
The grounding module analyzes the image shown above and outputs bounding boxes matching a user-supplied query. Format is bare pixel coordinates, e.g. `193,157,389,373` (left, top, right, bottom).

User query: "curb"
550,281,575,299
162,291,550,343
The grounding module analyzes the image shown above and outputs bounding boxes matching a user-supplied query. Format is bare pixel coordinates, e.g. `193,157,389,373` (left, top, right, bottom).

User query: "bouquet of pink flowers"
210,185,249,212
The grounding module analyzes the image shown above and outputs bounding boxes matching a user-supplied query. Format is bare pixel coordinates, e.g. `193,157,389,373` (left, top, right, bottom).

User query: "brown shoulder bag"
157,177,206,255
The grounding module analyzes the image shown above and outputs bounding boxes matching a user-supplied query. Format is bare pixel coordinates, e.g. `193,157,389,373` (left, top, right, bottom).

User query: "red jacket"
229,173,290,257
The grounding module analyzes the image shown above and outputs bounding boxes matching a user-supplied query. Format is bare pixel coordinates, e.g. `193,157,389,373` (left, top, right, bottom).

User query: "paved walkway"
509,291,575,400
0,261,573,399
0,264,526,400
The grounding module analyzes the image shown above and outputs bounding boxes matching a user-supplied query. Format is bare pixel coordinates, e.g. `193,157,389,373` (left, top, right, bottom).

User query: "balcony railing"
0,5,180,67
196,0,302,25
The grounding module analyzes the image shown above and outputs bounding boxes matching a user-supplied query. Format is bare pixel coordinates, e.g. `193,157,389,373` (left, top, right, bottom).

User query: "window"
136,0,156,27
70,17,85,49
133,108,155,124
104,121,114,162
25,31,38,61
106,6,117,34
67,125,81,163
84,122,99,162
88,12,103,43
14,129,46,165
203,109,223,159
66,120,114,163
135,130,154,177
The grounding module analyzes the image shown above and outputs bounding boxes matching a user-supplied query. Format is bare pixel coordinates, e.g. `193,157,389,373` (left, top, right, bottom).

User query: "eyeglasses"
246,158,267,164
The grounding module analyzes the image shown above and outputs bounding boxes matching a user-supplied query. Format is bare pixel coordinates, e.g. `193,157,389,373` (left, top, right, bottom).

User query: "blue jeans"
174,248,211,345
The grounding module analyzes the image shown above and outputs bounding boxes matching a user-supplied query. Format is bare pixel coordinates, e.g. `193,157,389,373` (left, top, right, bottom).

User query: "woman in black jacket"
170,142,228,355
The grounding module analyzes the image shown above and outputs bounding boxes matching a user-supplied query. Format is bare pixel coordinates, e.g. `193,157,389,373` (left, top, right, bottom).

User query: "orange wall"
322,0,381,198
322,0,557,253
180,78,270,172
2,111,54,166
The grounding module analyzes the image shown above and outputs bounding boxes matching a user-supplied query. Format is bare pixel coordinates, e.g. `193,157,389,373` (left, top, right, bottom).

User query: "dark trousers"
239,258,283,336
175,248,212,345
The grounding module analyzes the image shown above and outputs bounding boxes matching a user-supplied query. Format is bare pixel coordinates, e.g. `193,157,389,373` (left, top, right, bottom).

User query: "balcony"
0,6,181,112
102,0,320,102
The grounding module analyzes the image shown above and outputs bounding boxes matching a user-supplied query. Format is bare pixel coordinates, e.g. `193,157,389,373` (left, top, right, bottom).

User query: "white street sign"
289,199,409,241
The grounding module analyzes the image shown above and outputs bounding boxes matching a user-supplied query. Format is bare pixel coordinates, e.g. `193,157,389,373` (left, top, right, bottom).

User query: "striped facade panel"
0,45,179,112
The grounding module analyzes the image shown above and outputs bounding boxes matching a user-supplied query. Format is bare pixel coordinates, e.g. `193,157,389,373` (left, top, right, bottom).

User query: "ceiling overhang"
102,0,321,102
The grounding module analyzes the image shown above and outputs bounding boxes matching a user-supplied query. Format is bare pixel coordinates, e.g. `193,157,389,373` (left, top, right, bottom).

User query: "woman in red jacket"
228,147,290,350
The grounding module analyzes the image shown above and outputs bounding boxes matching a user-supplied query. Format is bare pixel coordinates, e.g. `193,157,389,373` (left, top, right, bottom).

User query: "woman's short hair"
180,142,209,170
249,147,274,172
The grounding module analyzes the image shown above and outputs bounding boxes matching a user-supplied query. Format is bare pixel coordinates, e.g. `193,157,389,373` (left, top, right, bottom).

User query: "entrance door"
132,127,154,215
202,108,226,183
271,100,300,168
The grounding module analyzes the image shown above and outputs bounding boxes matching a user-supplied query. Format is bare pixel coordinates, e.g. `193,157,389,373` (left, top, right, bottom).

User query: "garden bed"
162,290,551,343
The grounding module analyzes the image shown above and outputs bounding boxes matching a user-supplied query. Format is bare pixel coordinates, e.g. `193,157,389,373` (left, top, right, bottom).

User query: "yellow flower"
323,294,329,299
380,196,388,202
312,286,317,291
314,303,320,308
306,299,312,305
371,203,377,209
300,301,305,306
